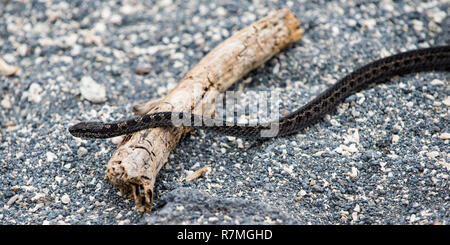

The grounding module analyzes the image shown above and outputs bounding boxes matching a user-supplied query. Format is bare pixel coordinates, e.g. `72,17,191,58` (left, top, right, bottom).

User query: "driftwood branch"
106,9,304,212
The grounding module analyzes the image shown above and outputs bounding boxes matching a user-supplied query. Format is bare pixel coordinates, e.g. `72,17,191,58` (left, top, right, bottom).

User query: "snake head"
68,121,109,138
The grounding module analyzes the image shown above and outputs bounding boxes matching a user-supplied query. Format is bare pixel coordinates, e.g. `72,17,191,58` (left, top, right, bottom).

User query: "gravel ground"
0,0,449,225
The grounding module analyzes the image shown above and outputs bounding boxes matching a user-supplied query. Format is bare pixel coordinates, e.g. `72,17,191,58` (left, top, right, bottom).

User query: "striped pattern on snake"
69,45,450,139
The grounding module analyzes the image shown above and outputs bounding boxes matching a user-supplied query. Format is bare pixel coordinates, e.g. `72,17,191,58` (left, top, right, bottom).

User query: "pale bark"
106,8,304,212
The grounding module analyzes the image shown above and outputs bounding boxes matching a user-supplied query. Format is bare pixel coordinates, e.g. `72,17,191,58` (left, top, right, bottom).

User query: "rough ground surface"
0,0,448,225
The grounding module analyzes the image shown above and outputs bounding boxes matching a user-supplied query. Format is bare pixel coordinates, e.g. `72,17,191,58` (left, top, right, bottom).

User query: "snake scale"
69,45,450,139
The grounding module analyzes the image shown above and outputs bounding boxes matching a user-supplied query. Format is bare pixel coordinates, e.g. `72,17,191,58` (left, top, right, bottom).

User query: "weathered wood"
106,9,304,212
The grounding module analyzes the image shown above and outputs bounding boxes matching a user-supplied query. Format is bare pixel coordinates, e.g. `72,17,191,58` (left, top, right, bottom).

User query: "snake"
69,45,450,139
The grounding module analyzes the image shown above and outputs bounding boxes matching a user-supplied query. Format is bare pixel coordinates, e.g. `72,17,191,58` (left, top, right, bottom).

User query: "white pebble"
361,19,376,30
0,57,19,76
426,8,446,23
120,5,137,15
27,83,43,103
331,26,340,36
79,76,107,103
61,194,70,204
348,167,358,178
411,19,423,32
432,101,442,107
111,136,124,145
381,0,394,12
17,44,28,56
7,194,19,206
335,144,358,156
159,0,173,7
46,151,57,163
442,97,450,107
34,22,50,34
298,189,307,197
208,217,219,222
118,219,130,225
426,151,439,159
392,135,400,144
430,79,444,86
55,176,63,183
32,193,46,202
63,33,78,47
439,133,450,140
1,94,12,109
110,14,122,25
329,119,341,127
77,147,88,156
71,44,82,56
236,138,244,149
344,129,360,144
313,150,326,156
272,63,280,74
347,19,357,27
347,143,358,153
93,22,107,33
216,7,227,17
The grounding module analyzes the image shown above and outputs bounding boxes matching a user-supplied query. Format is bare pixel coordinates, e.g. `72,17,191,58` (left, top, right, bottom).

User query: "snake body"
69,45,450,139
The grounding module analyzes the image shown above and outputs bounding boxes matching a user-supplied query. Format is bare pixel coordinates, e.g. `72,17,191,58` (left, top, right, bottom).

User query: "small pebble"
430,79,444,86
439,133,450,140
27,83,43,103
135,65,152,75
426,8,447,23
0,94,12,109
392,135,400,144
442,97,450,107
77,147,88,156
61,194,71,204
79,76,107,103
361,19,376,30
426,151,439,159
7,194,19,206
46,152,57,163
0,57,19,76
348,167,358,178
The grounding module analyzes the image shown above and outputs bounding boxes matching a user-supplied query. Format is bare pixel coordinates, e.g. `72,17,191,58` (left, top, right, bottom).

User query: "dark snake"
69,45,450,139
